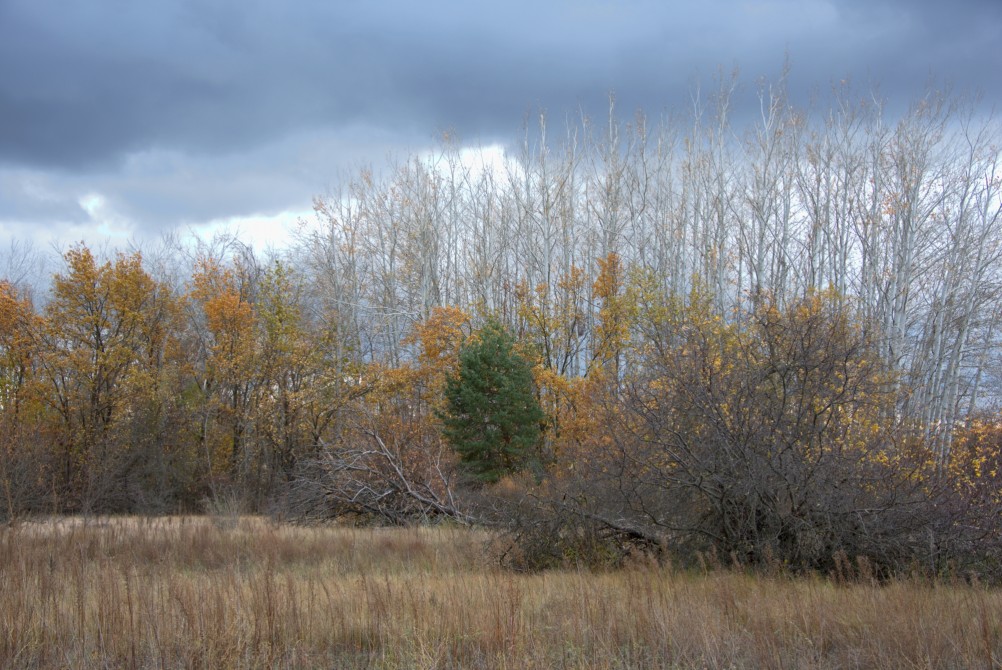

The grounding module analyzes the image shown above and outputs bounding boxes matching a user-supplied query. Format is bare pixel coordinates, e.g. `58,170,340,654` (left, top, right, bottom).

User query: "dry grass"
0,516,1000,669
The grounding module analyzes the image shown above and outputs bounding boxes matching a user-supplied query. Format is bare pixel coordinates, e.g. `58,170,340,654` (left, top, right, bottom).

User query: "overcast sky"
1,0,1000,257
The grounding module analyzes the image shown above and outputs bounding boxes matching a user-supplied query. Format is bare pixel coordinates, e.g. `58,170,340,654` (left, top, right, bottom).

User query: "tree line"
2,74,1001,576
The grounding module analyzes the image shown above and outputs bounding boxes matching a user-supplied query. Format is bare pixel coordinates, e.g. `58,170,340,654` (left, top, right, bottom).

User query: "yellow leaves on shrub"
950,419,1002,503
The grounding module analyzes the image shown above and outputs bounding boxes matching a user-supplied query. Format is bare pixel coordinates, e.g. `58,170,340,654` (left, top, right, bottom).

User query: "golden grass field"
0,515,1000,669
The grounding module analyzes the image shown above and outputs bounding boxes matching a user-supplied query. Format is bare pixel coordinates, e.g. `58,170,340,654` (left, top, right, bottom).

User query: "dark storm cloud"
0,0,998,241
2,0,995,169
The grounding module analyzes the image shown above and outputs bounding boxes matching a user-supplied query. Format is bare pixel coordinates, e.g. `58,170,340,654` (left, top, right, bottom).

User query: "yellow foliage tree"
0,281,37,425
36,246,184,510
189,255,259,482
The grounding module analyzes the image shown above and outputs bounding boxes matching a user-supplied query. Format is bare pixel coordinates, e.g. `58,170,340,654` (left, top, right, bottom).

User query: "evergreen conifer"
440,320,544,483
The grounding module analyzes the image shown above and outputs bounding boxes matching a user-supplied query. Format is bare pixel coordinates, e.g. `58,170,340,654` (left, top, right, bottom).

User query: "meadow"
1,516,999,669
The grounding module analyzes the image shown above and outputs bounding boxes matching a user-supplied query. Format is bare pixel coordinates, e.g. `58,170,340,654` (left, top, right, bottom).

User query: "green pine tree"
440,320,544,484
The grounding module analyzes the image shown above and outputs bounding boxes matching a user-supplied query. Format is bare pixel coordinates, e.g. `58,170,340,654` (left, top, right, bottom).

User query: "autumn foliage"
4,74,1002,578
0,241,999,579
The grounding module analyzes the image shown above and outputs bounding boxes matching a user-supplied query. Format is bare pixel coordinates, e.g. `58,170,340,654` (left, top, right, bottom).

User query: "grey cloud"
0,0,998,244
0,170,92,223
3,0,999,170
0,123,425,242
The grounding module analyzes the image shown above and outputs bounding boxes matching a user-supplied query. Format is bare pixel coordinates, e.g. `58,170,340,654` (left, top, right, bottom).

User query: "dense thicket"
2,76,1001,576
